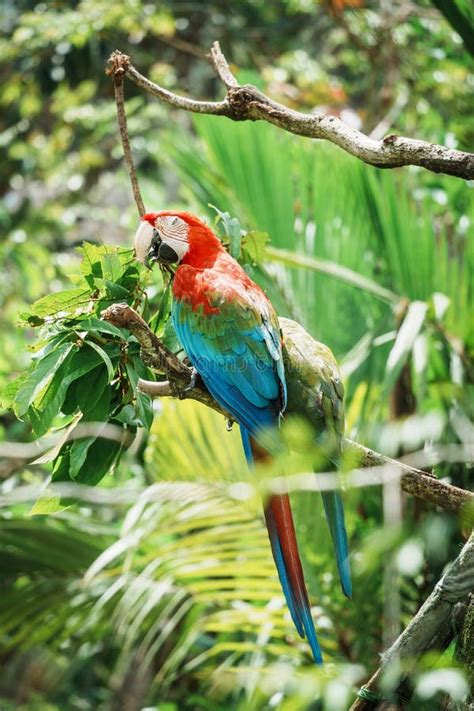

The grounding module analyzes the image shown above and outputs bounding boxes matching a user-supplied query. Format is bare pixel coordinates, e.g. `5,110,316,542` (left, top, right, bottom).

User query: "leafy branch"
106,44,474,180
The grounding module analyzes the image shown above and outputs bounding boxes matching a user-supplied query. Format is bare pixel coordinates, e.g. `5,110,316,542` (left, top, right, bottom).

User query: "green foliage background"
0,1,472,710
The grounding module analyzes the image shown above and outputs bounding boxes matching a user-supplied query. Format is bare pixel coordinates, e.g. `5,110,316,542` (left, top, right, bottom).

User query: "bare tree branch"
106,55,146,217
102,303,474,516
345,440,472,515
106,45,474,180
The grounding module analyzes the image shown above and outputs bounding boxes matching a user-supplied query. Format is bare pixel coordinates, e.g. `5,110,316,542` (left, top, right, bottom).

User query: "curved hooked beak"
135,222,179,268
147,229,179,267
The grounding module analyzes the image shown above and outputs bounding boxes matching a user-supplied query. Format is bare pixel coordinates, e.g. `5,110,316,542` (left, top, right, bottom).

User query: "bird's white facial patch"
155,215,189,262
134,215,189,265
134,220,154,264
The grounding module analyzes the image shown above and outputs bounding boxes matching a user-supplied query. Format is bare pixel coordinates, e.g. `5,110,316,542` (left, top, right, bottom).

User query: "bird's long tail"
321,489,352,598
241,427,323,664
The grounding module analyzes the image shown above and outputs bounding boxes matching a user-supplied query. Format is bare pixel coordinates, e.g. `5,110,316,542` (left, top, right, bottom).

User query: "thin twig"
106,44,474,180
107,53,146,217
208,41,239,88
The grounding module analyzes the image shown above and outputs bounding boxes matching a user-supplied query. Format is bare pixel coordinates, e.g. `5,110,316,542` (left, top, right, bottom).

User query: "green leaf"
21,343,110,435
136,391,153,431
241,230,270,265
385,300,428,389
28,354,76,436
76,366,109,414
69,437,96,478
114,404,140,426
29,490,64,516
76,317,127,339
149,282,172,335
1,373,28,410
19,313,45,327
77,242,105,277
14,342,75,417
61,347,107,415
29,288,91,318
265,246,399,305
208,204,243,257
104,281,130,300
82,381,111,422
66,344,105,381
100,252,123,282
52,436,122,486
126,361,154,431
85,341,116,381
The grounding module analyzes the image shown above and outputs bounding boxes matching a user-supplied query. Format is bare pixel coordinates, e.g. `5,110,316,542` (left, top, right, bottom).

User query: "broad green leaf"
136,391,153,431
100,252,123,282
76,366,109,414
77,317,127,339
104,280,129,299
82,382,111,422
241,230,269,265
22,344,111,435
1,372,28,410
29,490,64,516
85,341,116,381
14,342,75,417
61,349,106,415
69,437,96,478
29,288,91,318
114,404,140,426
67,344,105,381
52,437,122,486
77,242,106,276
28,354,76,436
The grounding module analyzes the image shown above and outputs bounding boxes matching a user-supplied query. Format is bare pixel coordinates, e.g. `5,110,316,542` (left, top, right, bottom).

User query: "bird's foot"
184,367,201,392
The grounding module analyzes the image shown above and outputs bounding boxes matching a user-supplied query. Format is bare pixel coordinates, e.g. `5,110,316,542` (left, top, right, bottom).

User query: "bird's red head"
134,210,224,268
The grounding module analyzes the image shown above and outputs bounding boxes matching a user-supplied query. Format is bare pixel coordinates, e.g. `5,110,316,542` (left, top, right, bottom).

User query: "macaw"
134,211,351,663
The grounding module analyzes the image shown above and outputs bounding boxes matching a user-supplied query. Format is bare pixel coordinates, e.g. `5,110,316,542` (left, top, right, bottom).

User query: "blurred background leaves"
0,1,473,709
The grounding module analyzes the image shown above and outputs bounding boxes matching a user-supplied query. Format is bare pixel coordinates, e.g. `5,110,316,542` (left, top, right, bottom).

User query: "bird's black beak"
147,228,179,267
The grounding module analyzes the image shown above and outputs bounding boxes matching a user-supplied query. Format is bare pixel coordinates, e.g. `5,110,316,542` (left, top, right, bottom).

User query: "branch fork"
107,42,473,180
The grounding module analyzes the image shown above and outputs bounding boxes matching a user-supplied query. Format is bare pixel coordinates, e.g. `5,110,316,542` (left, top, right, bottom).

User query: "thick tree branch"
106,45,474,180
350,534,474,711
344,440,472,515
102,303,474,516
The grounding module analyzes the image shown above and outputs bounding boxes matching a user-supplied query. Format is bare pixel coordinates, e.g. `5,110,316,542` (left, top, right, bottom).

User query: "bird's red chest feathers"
172,222,265,315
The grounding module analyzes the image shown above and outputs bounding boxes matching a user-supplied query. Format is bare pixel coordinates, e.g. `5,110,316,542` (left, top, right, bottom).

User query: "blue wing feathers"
173,301,282,431
321,490,352,598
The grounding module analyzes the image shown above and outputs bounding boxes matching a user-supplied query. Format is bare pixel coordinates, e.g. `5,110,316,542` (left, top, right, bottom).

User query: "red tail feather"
250,436,322,662
267,494,311,607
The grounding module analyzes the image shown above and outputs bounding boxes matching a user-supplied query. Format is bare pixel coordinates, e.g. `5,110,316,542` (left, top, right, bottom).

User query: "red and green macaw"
135,211,351,663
